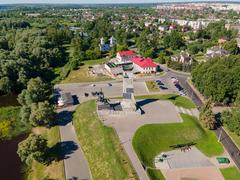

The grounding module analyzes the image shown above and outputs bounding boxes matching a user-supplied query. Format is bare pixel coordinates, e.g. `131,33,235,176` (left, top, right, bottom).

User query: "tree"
20,105,31,123
117,44,128,52
199,99,215,130
223,40,239,55
222,108,240,135
29,101,55,127
0,76,12,94
18,77,51,106
163,31,185,50
157,52,167,64
192,55,240,104
17,134,48,165
143,48,154,58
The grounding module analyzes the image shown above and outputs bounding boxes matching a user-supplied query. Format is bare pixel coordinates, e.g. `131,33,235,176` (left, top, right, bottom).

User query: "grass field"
220,167,240,180
132,113,223,180
146,81,160,92
62,58,112,83
73,100,137,179
26,126,64,180
134,94,196,109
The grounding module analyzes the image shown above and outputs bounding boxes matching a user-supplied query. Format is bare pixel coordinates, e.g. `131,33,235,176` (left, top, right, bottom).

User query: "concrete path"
99,100,183,180
58,106,92,180
175,106,199,118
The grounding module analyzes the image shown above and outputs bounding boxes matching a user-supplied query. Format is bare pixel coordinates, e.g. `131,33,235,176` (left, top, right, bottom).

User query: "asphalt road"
57,106,92,180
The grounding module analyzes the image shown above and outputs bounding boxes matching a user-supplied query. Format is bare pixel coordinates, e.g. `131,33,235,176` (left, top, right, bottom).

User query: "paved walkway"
175,106,199,118
58,106,92,180
99,100,183,180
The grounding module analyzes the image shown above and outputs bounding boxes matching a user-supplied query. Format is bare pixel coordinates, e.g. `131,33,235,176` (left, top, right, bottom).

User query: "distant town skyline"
0,0,240,5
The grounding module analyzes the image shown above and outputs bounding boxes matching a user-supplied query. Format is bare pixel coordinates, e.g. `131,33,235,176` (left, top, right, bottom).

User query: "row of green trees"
17,77,55,165
192,55,240,104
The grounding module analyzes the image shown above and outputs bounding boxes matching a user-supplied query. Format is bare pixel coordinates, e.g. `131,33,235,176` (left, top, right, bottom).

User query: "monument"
121,64,137,111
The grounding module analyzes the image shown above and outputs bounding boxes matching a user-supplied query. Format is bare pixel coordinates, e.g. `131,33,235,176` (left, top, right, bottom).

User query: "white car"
90,84,96,87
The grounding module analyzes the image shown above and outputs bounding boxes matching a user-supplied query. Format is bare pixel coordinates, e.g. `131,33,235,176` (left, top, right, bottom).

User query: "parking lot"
55,81,149,102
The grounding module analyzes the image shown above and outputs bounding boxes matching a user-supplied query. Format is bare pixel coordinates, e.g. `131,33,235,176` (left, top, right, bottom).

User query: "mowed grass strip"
146,81,160,92
62,58,112,83
27,126,64,180
73,100,137,179
220,166,240,180
132,114,223,179
135,94,196,109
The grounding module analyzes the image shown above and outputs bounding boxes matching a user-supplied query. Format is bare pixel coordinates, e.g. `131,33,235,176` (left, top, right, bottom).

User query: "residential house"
171,52,193,64
132,57,157,73
204,46,230,60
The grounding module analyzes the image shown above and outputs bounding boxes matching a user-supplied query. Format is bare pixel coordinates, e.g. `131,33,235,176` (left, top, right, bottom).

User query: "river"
0,94,24,180
0,134,27,180
0,94,19,107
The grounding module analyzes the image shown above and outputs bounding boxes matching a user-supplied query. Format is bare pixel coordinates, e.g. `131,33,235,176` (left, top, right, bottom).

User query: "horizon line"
1,1,240,5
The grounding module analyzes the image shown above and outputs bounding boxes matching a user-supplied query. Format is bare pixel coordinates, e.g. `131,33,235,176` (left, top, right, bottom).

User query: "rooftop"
118,50,136,57
132,57,157,68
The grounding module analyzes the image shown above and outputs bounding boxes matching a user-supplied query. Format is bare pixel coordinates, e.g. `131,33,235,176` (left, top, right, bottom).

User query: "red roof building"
116,50,136,64
132,57,157,73
118,50,136,57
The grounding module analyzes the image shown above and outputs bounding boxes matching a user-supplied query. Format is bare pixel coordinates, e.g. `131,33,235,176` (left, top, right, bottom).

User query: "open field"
132,114,223,179
146,81,160,92
73,100,137,179
26,126,64,180
220,166,240,180
62,58,112,83
135,94,196,109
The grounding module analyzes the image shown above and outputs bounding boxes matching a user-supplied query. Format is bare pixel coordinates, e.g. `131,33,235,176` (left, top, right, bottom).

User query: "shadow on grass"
167,95,179,101
46,141,78,164
169,142,196,149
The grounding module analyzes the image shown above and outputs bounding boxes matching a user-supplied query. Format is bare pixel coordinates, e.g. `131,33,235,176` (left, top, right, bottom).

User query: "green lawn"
220,167,240,180
62,58,112,83
26,126,64,180
134,94,196,109
73,100,137,179
0,106,30,139
146,81,160,92
132,113,223,180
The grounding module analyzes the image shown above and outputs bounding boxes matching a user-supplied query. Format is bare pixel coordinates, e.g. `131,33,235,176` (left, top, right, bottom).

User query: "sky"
0,0,239,5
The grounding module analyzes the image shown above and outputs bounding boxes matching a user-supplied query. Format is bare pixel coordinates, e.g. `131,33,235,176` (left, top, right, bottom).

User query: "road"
57,106,92,180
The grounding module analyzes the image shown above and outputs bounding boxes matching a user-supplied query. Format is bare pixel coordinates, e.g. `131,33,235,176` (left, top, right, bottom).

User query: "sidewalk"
58,107,92,180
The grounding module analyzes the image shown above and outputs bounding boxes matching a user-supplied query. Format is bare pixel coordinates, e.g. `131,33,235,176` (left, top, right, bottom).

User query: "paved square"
155,147,213,170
